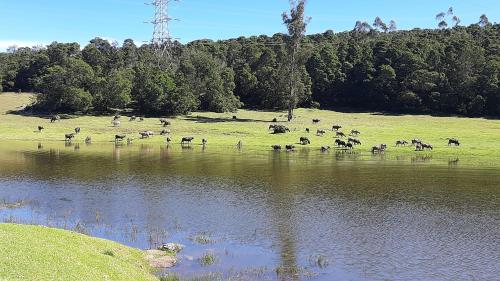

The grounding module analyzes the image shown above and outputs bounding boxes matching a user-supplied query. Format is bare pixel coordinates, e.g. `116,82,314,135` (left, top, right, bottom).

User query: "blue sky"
0,0,498,50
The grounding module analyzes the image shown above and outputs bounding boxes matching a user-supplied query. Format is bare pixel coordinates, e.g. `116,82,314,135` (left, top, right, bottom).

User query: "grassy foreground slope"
0,224,157,281
1,93,500,161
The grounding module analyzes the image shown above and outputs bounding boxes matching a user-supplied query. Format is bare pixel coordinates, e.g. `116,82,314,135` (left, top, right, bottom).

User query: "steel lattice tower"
150,0,177,64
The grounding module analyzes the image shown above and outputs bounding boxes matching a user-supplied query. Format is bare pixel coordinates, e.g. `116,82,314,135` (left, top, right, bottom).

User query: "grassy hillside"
0,223,157,281
1,92,499,163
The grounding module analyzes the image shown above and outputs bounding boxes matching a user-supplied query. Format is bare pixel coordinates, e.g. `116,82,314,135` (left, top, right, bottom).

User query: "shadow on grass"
184,116,273,123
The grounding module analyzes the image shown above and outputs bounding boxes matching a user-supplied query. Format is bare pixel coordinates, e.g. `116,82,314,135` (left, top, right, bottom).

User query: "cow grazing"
312,119,321,124
350,130,361,136
332,125,342,131
335,139,347,147
305,128,310,133
75,127,81,134
181,137,194,145
448,138,460,146
115,135,126,142
271,145,282,151
412,139,422,146
37,126,44,132
421,143,433,150
336,131,346,138
348,138,361,145
300,137,311,145
320,146,331,152
65,133,75,142
372,144,387,154
396,140,409,147
272,125,290,134
50,115,60,123
317,129,326,136
160,129,171,136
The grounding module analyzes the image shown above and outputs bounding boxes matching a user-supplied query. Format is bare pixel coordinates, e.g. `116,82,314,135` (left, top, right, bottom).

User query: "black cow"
312,119,321,124
50,115,60,123
372,144,387,153
320,146,330,152
285,144,295,151
396,140,409,146
202,139,208,146
421,143,433,150
335,139,346,147
115,135,126,142
332,125,342,131
37,126,44,132
271,145,282,151
336,131,346,138
317,129,326,136
65,133,75,142
273,125,290,134
448,139,460,146
300,137,311,145
350,130,361,136
348,138,361,145
181,137,194,144
129,116,136,121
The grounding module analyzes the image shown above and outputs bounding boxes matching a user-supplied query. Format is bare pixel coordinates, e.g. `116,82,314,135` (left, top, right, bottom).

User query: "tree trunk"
287,46,297,122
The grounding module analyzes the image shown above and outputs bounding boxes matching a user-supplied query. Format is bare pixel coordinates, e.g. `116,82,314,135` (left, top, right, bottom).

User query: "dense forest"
0,16,499,117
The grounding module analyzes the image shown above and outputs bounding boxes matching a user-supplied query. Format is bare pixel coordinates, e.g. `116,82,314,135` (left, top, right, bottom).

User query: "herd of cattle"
268,118,460,153
39,115,460,153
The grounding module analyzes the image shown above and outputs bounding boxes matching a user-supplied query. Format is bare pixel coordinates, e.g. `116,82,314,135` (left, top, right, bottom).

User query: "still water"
0,142,498,281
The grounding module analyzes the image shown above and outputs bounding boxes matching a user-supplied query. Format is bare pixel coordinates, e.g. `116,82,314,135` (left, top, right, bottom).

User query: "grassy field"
0,223,158,281
1,92,500,164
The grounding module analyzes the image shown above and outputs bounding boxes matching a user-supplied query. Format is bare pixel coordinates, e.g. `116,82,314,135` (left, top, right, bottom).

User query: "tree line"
0,13,498,117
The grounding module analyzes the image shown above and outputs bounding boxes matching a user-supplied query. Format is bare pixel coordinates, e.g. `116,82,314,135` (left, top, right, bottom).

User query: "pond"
0,142,498,281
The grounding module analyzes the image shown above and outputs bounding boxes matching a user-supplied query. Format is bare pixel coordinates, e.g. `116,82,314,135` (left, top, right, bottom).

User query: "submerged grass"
0,223,157,281
199,252,218,266
1,93,500,167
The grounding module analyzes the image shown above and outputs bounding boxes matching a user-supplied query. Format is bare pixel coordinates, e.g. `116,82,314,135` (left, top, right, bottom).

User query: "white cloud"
0,40,48,52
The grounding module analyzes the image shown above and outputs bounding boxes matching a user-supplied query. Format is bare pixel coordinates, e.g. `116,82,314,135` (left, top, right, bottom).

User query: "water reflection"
0,143,498,281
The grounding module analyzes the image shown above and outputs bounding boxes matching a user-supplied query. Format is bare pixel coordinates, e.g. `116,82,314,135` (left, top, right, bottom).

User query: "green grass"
1,92,500,167
0,223,158,281
198,252,218,266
